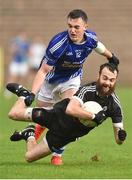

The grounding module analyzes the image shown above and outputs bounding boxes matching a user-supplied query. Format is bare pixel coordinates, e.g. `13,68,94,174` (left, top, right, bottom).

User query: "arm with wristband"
94,41,120,66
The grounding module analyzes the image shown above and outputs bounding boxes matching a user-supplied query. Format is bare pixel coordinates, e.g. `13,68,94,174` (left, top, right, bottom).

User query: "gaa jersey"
50,82,123,141
74,82,123,124
43,30,98,83
10,36,30,63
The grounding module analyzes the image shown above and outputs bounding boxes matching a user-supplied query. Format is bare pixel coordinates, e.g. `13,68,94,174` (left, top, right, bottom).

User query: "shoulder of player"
77,82,96,95
49,31,69,44
110,92,122,108
47,31,69,54
85,29,98,41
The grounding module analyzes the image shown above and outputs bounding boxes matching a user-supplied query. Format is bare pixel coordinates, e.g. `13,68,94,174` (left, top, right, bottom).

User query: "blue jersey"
11,37,30,63
43,30,98,83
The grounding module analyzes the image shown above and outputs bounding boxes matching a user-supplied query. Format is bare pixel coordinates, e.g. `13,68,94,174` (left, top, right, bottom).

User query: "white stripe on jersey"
49,35,67,54
46,70,55,80
111,93,122,109
111,93,123,115
77,85,96,100
85,32,98,41
70,70,82,80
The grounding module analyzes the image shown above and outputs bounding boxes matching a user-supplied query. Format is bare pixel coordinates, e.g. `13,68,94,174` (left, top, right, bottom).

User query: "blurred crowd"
4,30,46,98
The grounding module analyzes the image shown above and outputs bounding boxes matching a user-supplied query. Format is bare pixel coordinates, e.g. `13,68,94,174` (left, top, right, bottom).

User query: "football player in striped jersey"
7,63,126,164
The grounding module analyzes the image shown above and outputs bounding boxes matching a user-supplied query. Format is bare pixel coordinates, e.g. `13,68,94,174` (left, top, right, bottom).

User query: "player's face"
97,67,118,96
67,17,87,43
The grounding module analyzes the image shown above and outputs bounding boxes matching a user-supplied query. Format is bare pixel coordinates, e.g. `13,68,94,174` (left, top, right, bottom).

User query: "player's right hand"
24,93,35,106
93,110,106,125
108,53,120,66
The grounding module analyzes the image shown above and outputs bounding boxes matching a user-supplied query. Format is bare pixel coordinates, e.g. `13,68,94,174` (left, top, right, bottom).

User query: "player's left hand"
108,53,119,66
118,129,127,141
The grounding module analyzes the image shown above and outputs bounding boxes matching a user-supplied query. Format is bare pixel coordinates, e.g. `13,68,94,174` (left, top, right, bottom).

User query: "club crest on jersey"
103,106,107,111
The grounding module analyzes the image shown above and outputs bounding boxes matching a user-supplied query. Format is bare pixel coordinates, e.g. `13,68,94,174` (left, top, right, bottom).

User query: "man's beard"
96,79,116,96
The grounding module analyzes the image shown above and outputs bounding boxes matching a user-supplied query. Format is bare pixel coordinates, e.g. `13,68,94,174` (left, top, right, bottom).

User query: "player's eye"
74,26,80,29
102,76,107,80
110,78,115,83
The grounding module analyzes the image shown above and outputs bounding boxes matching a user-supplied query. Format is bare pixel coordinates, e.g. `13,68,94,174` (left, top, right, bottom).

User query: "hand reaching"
118,129,127,141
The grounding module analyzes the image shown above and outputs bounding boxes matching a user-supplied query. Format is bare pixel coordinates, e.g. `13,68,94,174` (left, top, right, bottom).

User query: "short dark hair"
67,9,88,23
99,63,119,75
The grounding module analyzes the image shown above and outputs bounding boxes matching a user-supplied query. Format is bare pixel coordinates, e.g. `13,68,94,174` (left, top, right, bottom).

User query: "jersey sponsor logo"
62,61,82,68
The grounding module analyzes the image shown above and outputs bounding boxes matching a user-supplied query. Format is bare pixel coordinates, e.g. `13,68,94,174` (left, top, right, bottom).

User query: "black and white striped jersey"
48,82,123,141
74,82,123,124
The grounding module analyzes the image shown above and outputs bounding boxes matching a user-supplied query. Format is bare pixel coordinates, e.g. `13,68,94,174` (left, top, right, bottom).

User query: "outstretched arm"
94,41,112,58
31,62,53,94
24,62,53,106
94,41,119,66
113,125,127,145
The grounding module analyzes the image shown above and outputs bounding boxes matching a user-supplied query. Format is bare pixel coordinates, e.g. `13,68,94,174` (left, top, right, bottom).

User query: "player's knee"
32,108,45,125
8,109,19,120
25,152,34,163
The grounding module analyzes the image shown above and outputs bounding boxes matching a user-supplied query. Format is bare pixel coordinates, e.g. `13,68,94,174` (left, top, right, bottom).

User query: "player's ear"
97,75,99,80
83,22,88,30
84,24,88,30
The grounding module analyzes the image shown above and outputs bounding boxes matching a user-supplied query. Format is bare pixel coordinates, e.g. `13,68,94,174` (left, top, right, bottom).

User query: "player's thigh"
26,139,51,162
60,76,81,99
37,80,56,106
36,99,53,107
61,88,78,99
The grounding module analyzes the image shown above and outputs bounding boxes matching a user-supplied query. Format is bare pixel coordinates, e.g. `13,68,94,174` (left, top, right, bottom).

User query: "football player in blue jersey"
8,9,120,165
7,63,126,165
4,30,30,98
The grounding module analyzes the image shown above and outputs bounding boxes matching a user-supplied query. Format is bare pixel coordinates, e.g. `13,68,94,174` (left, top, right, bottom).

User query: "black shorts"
32,107,90,152
45,130,77,153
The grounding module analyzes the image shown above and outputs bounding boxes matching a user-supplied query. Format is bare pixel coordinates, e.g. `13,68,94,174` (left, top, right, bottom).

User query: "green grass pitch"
0,87,132,179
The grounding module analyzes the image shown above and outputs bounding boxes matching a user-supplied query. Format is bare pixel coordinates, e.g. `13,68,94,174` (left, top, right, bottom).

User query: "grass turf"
0,87,132,179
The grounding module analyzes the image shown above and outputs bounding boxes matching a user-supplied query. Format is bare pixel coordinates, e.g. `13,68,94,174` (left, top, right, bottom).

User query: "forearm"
102,48,112,58
31,63,53,94
31,70,46,94
66,104,94,120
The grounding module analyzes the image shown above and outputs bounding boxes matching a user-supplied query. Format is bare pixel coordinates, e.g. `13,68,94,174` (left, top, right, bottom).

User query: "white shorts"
9,61,29,76
37,76,81,104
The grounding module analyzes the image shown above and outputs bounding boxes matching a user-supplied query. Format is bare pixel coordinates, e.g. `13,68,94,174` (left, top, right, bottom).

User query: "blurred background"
0,0,132,93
